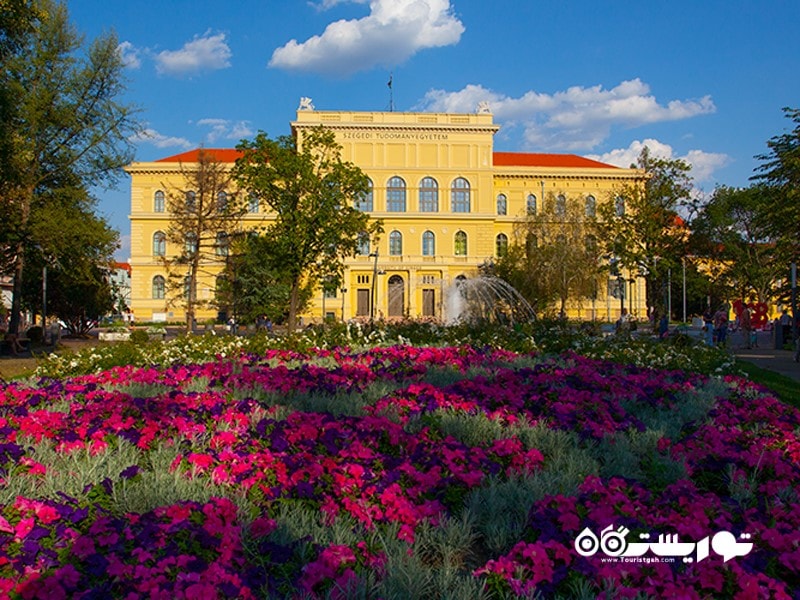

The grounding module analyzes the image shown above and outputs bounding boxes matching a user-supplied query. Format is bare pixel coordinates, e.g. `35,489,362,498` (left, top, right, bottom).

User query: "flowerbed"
1,345,798,598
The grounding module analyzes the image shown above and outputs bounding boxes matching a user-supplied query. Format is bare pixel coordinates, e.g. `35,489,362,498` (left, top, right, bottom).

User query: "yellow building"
126,103,645,324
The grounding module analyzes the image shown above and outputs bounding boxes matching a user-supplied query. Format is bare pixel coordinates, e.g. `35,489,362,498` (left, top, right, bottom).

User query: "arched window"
496,194,507,216
185,232,197,255
248,193,260,213
526,194,537,215
154,190,165,212
419,177,438,212
451,177,470,213
216,231,229,256
387,176,406,212
615,195,625,217
185,191,196,210
357,232,371,256
422,231,435,256
555,194,567,217
153,231,166,257
357,179,374,211
152,275,165,299
585,195,596,217
389,230,403,255
454,231,467,256
217,191,228,213
496,233,508,257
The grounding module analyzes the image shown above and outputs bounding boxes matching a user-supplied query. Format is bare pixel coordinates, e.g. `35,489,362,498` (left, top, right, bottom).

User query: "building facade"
126,105,645,324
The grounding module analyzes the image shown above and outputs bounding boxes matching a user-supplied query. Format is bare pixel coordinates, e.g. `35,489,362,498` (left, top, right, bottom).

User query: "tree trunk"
287,278,301,331
8,243,25,335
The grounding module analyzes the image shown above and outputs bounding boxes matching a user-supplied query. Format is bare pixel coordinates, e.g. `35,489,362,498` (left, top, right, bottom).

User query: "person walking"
714,306,729,347
740,305,752,349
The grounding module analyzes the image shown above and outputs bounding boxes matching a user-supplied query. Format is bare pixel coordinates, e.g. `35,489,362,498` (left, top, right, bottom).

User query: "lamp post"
369,250,379,323
340,288,347,322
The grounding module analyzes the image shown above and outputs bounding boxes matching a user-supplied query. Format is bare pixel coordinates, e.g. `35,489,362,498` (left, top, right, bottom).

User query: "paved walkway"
731,329,800,383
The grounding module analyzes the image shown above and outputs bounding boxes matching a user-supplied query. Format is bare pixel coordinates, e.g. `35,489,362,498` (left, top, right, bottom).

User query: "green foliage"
1,0,139,334
495,194,601,316
596,146,693,313
233,127,383,330
751,106,800,259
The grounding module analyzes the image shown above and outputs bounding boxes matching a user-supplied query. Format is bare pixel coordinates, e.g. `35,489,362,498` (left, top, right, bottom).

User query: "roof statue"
298,97,315,111
476,101,492,114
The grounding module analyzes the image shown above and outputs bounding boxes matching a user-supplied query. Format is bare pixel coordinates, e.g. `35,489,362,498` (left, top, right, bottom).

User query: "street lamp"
340,288,347,322
369,250,379,323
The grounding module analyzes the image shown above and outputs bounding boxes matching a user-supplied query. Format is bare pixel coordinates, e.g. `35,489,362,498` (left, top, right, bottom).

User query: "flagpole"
387,73,394,112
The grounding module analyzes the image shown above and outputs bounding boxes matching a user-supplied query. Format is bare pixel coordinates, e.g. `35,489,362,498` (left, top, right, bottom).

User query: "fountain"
444,275,536,325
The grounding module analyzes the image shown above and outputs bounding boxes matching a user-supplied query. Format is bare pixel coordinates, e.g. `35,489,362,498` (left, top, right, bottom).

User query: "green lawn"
736,360,800,409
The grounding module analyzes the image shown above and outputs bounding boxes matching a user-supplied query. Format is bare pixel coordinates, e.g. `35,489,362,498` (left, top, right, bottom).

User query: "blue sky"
65,0,800,260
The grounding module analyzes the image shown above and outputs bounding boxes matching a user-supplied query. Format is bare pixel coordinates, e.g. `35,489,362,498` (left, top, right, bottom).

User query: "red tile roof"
493,152,619,169
155,148,243,163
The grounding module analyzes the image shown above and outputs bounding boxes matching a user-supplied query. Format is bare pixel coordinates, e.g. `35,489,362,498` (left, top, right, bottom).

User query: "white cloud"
117,41,141,69
155,31,232,77
131,128,193,150
418,79,716,151
588,139,730,184
269,0,464,76
196,119,254,143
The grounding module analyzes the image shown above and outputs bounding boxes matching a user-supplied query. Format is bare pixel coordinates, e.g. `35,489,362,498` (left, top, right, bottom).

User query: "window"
152,275,165,299
454,231,467,256
387,176,406,212
496,194,507,216
185,232,197,255
248,193,260,213
419,177,438,212
422,231,435,256
153,231,166,257
357,232,371,256
389,230,403,255
615,196,625,217
357,179,374,211
217,191,228,213
585,195,596,217
496,233,508,257
154,190,165,213
216,232,229,257
555,194,567,218
526,194,537,215
185,191,196,211
451,177,470,213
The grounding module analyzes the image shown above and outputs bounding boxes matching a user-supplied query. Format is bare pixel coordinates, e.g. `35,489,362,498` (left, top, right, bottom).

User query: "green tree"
689,185,781,305
597,147,692,315
751,107,800,262
233,127,382,330
495,193,601,317
19,179,119,334
0,0,139,334
216,234,313,325
162,149,249,333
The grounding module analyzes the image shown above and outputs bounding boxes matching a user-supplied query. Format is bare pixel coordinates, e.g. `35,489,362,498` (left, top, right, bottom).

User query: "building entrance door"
356,289,370,317
387,275,404,318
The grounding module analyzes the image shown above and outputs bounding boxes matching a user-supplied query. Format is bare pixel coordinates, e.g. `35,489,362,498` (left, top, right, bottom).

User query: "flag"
387,75,392,89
